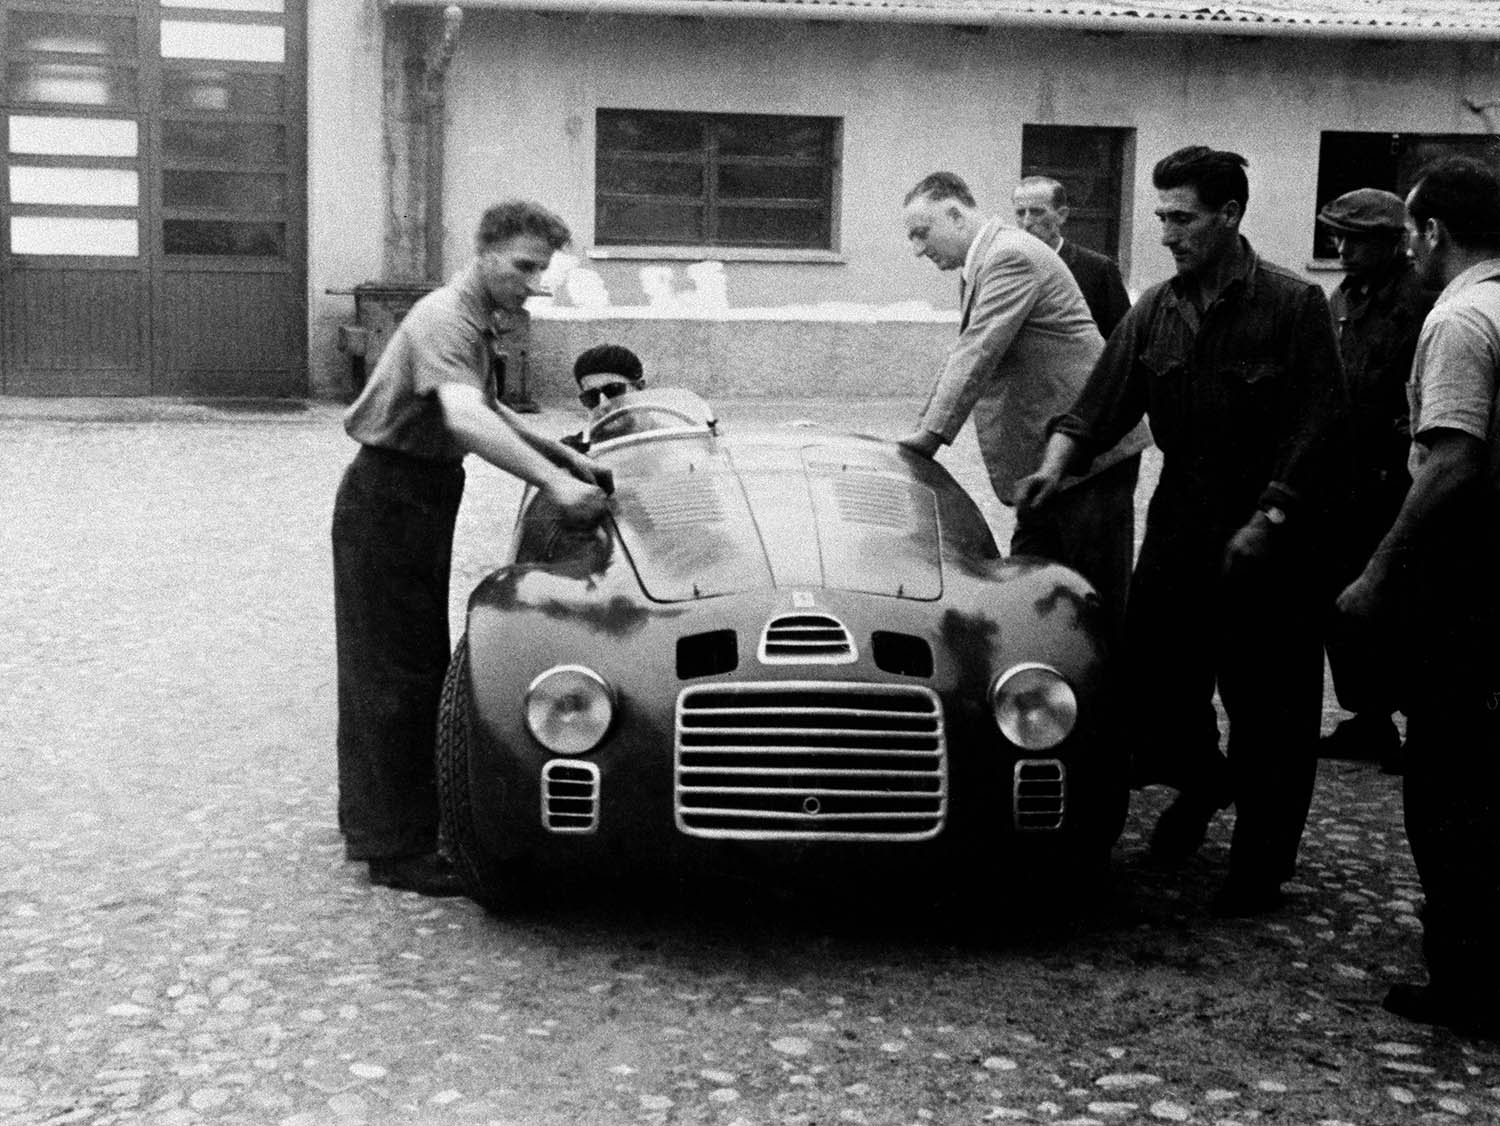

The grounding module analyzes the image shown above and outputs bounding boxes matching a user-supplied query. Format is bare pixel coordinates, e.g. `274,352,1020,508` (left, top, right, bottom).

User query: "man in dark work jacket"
1014,176,1132,338
1018,146,1344,917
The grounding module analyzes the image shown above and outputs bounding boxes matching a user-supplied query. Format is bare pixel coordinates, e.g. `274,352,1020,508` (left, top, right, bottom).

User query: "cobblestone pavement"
1,398,1496,1126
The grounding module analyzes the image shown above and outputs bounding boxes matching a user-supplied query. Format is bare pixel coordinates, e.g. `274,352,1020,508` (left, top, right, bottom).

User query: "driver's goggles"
579,382,632,409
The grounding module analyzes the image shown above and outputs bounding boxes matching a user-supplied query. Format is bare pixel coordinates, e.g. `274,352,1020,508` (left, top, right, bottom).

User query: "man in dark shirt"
1013,176,1132,338
1317,189,1435,771
1018,146,1343,915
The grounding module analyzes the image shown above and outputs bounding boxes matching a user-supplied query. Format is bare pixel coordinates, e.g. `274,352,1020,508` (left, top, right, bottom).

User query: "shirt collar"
1165,236,1259,306
1436,257,1500,305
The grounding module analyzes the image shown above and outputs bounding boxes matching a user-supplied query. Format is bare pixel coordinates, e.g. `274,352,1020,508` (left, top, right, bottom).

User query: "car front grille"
1013,759,1065,831
675,682,946,840
541,759,600,833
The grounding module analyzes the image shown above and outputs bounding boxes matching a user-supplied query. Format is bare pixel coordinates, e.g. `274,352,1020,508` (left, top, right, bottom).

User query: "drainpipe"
423,4,465,281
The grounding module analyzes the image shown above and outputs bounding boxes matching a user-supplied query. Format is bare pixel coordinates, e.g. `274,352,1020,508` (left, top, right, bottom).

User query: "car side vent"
1013,759,1066,831
758,614,857,665
541,760,599,833
677,629,738,680
871,631,933,678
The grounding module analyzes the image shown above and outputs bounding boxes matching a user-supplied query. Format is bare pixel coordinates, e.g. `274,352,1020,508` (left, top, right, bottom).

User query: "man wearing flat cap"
1318,188,1436,770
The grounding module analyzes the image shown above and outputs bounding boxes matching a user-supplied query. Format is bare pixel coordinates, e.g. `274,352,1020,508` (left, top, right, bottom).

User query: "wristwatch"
1259,505,1287,526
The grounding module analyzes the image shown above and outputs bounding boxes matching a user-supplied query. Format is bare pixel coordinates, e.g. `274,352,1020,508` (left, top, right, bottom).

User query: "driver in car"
561,344,646,451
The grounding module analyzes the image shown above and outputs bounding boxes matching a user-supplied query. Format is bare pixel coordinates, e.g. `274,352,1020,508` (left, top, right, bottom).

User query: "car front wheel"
436,635,530,913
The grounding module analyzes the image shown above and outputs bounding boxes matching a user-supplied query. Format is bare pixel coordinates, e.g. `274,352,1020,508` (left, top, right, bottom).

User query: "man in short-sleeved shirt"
332,201,610,897
344,286,503,461
1337,157,1500,1038
1405,265,1500,477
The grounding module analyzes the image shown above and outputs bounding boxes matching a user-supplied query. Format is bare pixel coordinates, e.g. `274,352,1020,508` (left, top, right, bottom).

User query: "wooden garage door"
0,0,305,397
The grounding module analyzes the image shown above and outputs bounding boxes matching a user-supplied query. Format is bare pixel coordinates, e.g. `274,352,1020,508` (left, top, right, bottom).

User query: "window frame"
594,108,841,255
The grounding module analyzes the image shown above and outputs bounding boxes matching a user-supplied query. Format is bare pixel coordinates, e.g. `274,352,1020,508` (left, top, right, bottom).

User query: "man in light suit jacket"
1014,176,1132,339
898,171,1150,633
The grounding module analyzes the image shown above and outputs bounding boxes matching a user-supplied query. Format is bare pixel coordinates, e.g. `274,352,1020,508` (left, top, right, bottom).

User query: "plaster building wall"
305,10,1500,399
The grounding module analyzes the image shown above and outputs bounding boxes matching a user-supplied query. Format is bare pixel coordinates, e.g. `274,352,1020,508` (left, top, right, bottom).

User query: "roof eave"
382,0,1500,42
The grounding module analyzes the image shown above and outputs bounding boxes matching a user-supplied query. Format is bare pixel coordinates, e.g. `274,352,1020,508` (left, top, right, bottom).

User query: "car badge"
792,591,815,608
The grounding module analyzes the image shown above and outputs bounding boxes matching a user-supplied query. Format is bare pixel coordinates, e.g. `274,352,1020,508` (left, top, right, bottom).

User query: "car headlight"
524,665,614,755
991,663,1077,751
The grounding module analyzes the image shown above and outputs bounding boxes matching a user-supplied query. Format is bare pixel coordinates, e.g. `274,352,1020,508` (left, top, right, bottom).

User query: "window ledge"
1305,259,1346,273
587,245,845,265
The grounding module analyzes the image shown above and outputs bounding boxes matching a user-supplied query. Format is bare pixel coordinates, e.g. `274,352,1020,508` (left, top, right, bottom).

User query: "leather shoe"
1383,982,1500,1039
1148,793,1221,864
368,852,466,897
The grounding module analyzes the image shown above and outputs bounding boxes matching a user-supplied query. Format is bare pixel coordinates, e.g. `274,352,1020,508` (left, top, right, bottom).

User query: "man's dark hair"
905,171,977,208
1152,145,1250,213
475,200,571,252
1018,175,1068,210
1407,156,1500,252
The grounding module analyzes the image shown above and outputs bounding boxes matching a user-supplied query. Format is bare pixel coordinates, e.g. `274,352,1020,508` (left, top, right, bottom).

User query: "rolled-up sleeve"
1411,306,1498,445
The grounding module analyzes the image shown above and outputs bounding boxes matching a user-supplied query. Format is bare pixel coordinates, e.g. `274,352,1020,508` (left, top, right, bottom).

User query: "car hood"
609,442,942,602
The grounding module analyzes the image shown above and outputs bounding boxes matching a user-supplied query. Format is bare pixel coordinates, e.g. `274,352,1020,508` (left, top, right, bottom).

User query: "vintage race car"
437,389,1127,909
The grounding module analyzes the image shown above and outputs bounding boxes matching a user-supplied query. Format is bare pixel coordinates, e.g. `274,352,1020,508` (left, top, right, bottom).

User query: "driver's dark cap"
573,344,643,385
1317,188,1408,234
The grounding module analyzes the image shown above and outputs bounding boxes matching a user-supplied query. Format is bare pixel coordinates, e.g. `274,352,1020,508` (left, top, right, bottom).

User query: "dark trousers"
1011,453,1141,639
1323,466,1410,714
331,445,465,861
1404,705,1500,1002
1126,515,1324,885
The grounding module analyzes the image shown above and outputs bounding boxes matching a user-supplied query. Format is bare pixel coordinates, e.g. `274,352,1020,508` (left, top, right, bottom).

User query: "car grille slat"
1013,758,1066,831
676,682,946,841
683,727,936,742
541,759,600,834
681,806,942,820
680,766,941,777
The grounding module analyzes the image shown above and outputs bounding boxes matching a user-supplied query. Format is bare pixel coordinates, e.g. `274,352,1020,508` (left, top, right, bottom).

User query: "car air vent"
634,475,727,531
758,613,856,665
871,631,933,678
677,629,738,680
832,474,912,530
1013,759,1066,831
541,759,599,833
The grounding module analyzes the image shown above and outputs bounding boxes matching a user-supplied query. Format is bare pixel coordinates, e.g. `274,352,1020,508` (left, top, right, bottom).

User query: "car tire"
436,636,530,914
